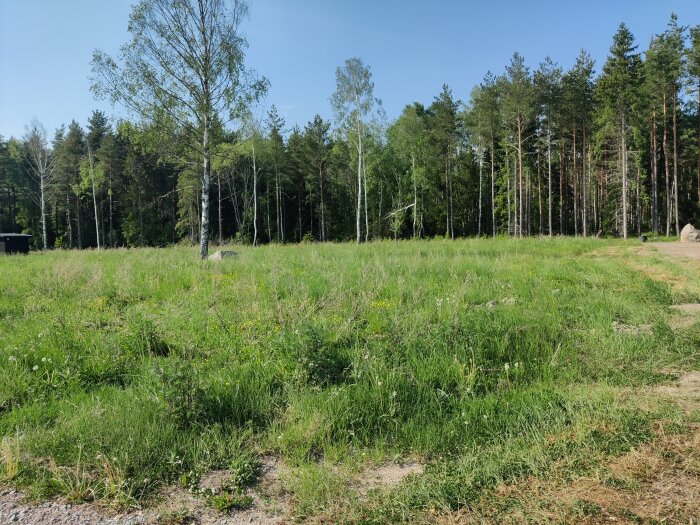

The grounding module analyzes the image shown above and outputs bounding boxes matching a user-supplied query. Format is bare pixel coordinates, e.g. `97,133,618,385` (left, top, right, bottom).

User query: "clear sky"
1,0,700,140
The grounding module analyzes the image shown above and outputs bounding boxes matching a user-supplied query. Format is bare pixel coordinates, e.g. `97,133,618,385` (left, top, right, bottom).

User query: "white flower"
8,356,16,363
32,365,39,371
504,362,510,371
41,357,47,362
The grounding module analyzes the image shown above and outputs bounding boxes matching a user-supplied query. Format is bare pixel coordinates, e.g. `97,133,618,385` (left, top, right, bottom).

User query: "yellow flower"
370,300,391,310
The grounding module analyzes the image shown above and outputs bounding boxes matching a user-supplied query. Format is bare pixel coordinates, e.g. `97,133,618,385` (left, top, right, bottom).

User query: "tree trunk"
252,144,258,247
356,133,362,243
109,177,114,247
672,91,680,235
507,167,511,236
66,195,73,248
363,157,369,242
559,147,565,235
537,148,542,235
581,129,590,237
517,118,523,238
40,177,47,250
87,145,101,250
621,113,628,240
445,152,450,238
573,127,578,236
91,180,100,250
548,130,553,237
663,93,671,237
412,153,417,238
217,172,223,245
267,185,271,242
199,118,211,259
76,195,82,249
491,137,496,237
651,111,659,234
478,141,483,236
275,169,281,242
319,160,325,241
636,163,641,236
697,83,700,207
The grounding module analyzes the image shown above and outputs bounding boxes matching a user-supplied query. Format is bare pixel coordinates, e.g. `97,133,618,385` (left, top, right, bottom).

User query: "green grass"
0,238,698,521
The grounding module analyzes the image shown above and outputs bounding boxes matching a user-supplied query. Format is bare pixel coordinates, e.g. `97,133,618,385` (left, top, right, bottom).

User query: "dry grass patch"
437,423,700,525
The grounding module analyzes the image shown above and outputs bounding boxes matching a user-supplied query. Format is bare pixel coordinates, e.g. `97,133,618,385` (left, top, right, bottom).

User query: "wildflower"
514,362,520,369
8,356,16,363
41,357,47,362
391,391,397,398
504,362,510,371
32,365,39,371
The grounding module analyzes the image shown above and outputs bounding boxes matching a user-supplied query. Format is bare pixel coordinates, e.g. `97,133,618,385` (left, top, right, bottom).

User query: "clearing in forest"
0,238,699,524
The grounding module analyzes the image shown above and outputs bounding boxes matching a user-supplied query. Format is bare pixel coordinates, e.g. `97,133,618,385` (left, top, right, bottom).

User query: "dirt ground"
648,241,700,261
0,459,424,525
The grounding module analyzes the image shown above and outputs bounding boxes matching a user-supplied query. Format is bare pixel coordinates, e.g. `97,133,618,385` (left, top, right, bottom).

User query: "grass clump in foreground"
0,238,698,521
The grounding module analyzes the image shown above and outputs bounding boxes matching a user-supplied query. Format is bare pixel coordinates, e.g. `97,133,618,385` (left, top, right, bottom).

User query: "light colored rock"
208,250,238,261
680,223,700,242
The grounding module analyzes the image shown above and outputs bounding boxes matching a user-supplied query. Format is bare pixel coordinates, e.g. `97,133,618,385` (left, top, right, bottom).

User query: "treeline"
2,16,700,249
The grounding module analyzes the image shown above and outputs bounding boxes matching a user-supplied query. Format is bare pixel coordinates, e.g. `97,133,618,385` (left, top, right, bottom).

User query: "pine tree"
597,23,642,239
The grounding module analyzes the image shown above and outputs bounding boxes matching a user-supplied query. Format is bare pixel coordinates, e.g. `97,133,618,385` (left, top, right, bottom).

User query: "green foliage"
157,360,205,430
207,490,253,513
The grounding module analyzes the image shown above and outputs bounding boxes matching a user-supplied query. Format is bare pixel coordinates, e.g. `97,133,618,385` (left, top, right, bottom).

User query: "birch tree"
22,121,53,250
331,58,381,243
91,0,266,259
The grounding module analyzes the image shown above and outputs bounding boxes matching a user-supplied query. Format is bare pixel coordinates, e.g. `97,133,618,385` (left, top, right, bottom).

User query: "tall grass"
0,238,696,518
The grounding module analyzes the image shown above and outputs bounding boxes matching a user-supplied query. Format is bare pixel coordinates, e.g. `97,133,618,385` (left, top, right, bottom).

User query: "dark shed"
0,234,32,254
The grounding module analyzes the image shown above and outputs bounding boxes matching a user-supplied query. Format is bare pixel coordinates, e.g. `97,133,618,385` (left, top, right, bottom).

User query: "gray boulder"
680,224,700,242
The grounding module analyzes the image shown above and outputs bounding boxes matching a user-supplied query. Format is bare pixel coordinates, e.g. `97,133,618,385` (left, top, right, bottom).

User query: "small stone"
208,250,238,261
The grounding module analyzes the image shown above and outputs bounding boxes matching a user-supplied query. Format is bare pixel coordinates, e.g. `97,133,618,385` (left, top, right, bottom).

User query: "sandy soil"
649,241,700,261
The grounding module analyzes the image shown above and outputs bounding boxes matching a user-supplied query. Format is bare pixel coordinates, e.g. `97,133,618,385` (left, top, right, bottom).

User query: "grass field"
1,238,699,523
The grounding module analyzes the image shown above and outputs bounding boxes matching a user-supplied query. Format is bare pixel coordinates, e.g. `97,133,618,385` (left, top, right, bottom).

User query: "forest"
2,14,700,251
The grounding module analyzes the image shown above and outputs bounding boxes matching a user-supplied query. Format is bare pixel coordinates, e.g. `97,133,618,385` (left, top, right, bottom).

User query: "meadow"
0,238,699,523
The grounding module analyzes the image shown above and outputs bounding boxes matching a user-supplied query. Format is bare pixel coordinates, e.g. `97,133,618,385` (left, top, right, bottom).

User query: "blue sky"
1,0,699,139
